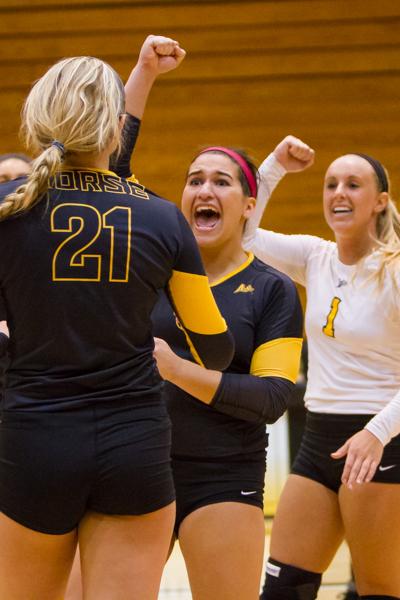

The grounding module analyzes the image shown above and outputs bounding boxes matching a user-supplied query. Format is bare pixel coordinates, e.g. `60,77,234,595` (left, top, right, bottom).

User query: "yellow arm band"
250,337,303,383
168,270,228,335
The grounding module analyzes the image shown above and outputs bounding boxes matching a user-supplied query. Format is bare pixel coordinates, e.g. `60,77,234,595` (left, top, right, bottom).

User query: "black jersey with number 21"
0,170,233,410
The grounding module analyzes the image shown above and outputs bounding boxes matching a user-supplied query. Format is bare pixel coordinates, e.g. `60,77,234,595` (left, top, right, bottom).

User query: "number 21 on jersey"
51,203,131,282
322,296,341,338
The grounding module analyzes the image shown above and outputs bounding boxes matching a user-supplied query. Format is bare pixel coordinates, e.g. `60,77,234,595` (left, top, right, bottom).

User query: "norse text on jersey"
48,170,149,283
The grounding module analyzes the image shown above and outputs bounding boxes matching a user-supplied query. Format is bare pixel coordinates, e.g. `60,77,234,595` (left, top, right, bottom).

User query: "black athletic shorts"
172,450,266,536
0,397,174,534
292,411,400,492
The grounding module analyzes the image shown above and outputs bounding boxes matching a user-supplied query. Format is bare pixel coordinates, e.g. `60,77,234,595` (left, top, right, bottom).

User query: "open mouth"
194,205,221,230
332,206,352,214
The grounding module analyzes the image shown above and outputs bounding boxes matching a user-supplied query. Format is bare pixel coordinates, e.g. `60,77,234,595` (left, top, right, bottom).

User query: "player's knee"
260,558,322,599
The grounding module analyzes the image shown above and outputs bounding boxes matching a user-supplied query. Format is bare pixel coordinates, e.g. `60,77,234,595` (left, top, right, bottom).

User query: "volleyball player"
64,34,193,600
149,143,311,599
242,140,400,599
0,153,31,183
0,42,234,600
0,159,30,406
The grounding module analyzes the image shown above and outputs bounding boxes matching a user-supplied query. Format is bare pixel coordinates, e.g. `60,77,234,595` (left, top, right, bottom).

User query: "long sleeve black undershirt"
110,113,141,178
210,372,294,425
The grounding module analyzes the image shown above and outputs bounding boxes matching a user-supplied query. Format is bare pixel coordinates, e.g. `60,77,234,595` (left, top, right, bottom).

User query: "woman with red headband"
151,141,313,599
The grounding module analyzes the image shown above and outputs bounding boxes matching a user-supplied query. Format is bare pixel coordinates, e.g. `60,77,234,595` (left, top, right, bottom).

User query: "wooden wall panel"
2,19,400,64
3,45,400,89
2,0,400,31
0,0,399,246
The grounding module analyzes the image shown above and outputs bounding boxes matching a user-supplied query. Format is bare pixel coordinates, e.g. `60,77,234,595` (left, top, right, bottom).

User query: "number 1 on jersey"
322,296,341,338
103,206,131,282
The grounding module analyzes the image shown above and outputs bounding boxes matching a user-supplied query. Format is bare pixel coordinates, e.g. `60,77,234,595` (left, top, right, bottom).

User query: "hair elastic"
51,140,65,160
354,153,388,193
199,146,258,197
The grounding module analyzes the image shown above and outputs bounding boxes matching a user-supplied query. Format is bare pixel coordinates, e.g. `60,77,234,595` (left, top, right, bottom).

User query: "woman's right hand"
137,35,186,77
124,35,186,121
273,135,315,173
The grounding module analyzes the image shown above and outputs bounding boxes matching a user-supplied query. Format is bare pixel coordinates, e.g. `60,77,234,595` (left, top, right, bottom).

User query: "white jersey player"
244,140,400,599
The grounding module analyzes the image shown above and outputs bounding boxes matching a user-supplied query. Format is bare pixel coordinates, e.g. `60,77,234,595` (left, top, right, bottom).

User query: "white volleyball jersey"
243,154,400,445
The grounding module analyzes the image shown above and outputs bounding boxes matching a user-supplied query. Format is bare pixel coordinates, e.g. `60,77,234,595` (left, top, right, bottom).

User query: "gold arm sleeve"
250,337,303,383
168,270,228,335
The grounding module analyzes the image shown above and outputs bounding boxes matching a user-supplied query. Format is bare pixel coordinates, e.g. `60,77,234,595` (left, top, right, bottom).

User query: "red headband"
199,146,258,198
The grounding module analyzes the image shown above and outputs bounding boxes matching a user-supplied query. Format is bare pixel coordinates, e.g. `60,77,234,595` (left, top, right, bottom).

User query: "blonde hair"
374,191,400,291
0,56,125,221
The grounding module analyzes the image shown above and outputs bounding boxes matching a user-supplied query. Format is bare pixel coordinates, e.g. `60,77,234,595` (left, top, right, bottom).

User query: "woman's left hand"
273,135,315,172
331,429,384,489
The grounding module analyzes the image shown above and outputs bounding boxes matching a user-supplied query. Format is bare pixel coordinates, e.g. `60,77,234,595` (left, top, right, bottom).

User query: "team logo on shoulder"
234,283,255,294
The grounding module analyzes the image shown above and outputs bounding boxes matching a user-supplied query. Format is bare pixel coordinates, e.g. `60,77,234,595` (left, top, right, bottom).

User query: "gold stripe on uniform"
250,338,303,383
211,253,254,287
168,270,228,334
126,173,139,184
181,331,205,368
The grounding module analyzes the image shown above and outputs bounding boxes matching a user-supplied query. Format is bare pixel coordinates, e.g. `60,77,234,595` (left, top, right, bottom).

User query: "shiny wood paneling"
1,0,399,245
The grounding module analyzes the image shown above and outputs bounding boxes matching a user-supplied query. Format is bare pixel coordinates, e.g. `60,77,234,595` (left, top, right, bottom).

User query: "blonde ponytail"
375,197,400,291
0,56,125,221
0,145,64,220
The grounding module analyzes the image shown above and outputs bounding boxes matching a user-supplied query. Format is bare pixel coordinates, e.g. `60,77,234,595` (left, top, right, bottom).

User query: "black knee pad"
260,558,322,600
